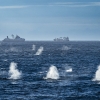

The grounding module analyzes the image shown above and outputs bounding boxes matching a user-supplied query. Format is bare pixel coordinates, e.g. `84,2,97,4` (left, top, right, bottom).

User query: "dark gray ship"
2,35,25,44
54,37,69,42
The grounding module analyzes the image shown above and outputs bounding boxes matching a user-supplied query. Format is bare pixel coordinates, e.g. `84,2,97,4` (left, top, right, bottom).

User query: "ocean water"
0,41,100,100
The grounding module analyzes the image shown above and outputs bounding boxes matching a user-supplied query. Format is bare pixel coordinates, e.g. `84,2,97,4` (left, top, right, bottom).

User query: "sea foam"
9,62,22,79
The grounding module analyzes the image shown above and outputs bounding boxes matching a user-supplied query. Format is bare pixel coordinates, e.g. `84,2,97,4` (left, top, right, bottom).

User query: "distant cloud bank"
0,2,100,9
0,5,29,9
53,2,100,7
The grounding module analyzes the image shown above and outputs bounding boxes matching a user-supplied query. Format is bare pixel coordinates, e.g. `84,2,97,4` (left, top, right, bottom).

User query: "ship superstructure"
2,35,25,42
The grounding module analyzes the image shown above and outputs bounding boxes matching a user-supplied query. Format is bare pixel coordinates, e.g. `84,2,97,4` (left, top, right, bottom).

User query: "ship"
2,35,25,44
54,37,69,42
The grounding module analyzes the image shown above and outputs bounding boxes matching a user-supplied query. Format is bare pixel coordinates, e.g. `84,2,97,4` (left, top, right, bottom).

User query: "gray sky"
0,0,100,41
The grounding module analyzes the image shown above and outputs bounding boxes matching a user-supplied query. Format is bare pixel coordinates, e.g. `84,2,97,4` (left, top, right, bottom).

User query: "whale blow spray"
32,44,36,51
35,46,44,55
9,62,22,79
44,65,59,79
93,65,100,81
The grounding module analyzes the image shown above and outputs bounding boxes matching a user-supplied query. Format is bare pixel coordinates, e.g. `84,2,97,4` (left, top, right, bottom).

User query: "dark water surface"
0,41,100,100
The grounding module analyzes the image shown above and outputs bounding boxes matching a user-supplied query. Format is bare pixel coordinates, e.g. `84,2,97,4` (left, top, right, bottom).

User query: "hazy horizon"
0,0,100,41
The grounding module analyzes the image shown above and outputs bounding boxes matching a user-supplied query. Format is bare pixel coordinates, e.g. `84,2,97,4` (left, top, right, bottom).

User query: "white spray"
66,68,72,72
10,47,19,52
62,45,70,50
44,65,59,79
35,46,44,55
93,65,100,81
9,62,22,79
32,44,36,51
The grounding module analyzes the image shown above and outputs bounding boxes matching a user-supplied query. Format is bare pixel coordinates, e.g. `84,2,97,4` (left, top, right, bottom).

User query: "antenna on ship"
12,34,14,39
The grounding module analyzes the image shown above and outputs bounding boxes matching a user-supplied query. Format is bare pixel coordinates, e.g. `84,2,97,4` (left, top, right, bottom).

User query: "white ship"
2,35,25,44
54,37,69,42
